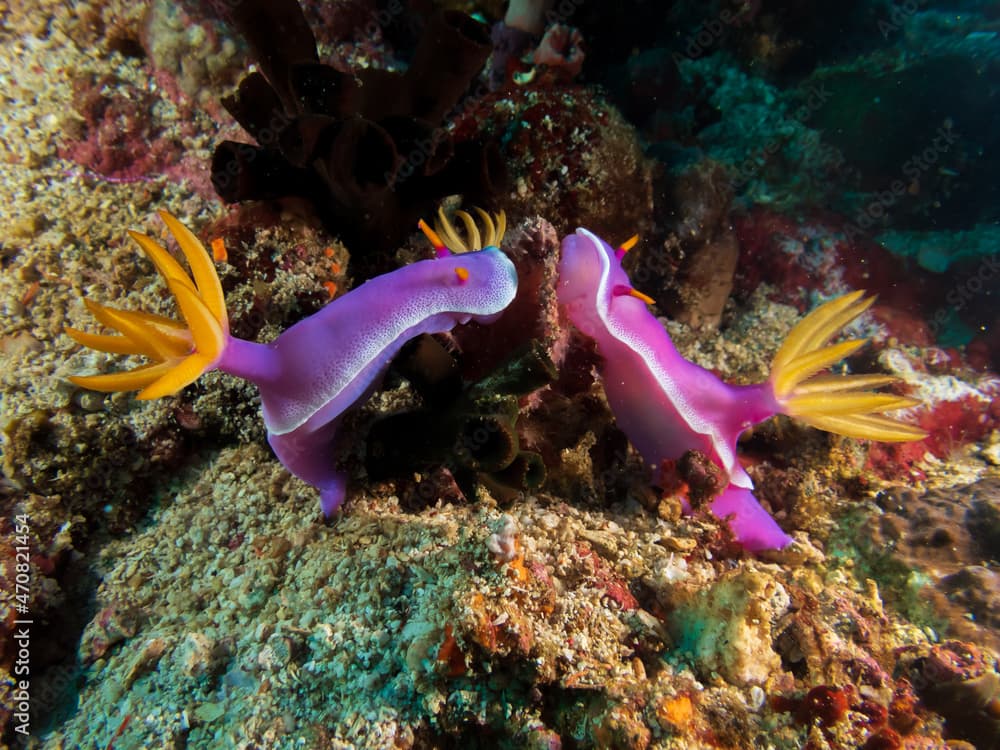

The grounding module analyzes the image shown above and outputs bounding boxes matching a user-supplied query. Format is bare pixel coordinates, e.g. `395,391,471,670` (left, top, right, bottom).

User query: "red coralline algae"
798,685,852,727
436,623,468,678
733,208,932,329
860,727,901,750
774,679,923,750
60,73,182,183
575,543,639,611
887,678,921,735
734,209,839,308
920,640,990,683
902,640,1000,749
865,441,928,481
917,394,1000,457
869,392,1000,478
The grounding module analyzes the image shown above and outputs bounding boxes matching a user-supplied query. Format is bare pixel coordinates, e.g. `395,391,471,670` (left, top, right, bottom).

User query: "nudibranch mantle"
68,212,517,518
247,247,518,436
557,227,925,552
558,228,779,492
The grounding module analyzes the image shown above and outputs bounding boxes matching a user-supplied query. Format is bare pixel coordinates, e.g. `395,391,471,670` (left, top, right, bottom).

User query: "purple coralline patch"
901,640,1000,749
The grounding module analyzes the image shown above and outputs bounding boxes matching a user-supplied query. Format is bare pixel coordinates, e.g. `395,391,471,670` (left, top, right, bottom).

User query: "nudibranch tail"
431,206,506,253
770,291,927,442
66,211,230,400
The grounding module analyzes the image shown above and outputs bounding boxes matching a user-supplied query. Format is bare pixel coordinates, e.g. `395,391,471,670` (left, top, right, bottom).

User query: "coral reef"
900,640,1000,749
452,85,654,245
365,337,554,503
855,479,1000,652
2,1,999,748
657,159,738,331
670,566,791,686
211,0,502,274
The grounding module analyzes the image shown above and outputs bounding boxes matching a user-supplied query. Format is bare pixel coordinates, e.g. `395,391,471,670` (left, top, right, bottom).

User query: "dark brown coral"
365,336,554,504
902,640,1000,749
657,160,738,332
210,0,503,274
862,479,1000,651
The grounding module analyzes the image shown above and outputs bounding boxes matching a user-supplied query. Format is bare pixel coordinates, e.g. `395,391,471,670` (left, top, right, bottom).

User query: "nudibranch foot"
710,485,794,553
267,423,348,517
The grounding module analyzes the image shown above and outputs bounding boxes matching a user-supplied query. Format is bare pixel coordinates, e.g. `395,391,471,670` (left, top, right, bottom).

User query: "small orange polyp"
210,237,227,263
454,267,470,284
323,280,338,299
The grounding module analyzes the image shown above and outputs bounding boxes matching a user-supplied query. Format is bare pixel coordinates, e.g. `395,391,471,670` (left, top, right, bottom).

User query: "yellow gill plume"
770,290,927,442
65,211,229,400
433,206,506,253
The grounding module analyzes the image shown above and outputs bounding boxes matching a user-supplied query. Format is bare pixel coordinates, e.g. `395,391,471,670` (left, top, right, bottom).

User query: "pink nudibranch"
557,228,926,551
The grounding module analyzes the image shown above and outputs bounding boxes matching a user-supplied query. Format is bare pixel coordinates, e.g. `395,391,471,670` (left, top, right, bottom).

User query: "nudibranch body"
68,211,517,516
557,228,926,551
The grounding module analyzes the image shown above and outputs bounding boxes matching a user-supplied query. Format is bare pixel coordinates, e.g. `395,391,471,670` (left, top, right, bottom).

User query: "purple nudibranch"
557,228,926,551
67,211,517,516
67,212,925,550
